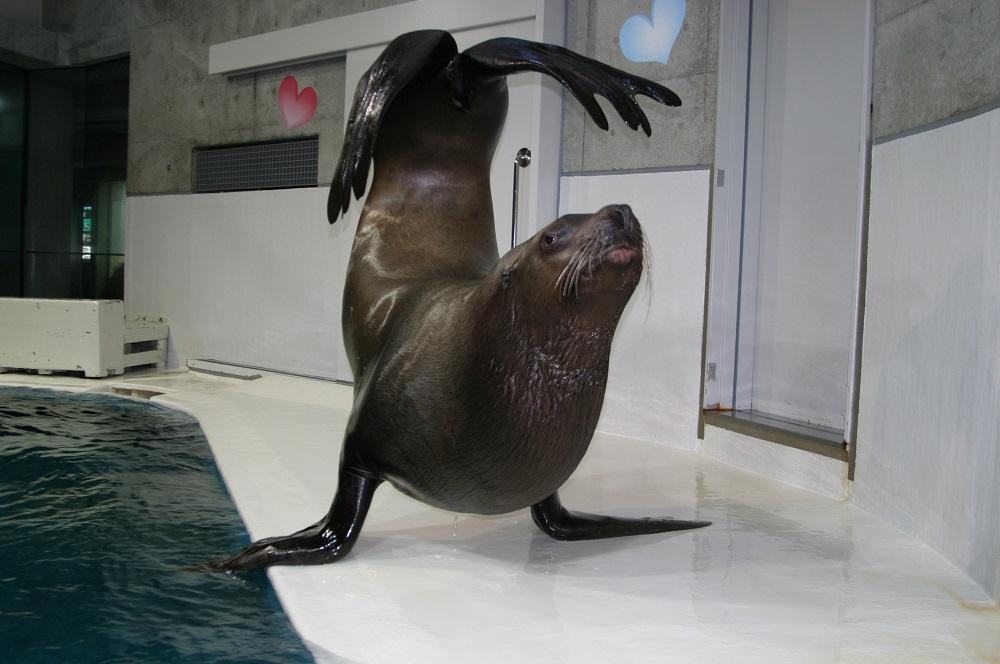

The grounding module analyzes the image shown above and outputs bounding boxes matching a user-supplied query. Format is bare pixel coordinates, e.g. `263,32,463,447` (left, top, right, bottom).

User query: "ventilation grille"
193,137,319,193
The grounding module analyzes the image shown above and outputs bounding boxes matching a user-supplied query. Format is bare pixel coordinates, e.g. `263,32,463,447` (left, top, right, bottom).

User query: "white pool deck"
3,369,998,663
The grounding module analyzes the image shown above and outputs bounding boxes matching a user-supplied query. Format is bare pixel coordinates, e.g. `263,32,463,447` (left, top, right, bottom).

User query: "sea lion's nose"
605,204,635,232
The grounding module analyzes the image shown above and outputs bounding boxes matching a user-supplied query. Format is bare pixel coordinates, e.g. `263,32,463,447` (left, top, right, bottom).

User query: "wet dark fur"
340,201,646,515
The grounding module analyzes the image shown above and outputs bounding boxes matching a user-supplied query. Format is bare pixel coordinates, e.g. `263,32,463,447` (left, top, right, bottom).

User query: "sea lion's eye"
541,231,566,252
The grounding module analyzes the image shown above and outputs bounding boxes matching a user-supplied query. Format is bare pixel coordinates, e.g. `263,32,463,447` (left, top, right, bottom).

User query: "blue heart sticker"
619,0,686,65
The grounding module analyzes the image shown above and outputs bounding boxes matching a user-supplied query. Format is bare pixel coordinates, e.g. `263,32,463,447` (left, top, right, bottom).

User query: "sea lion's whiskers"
563,249,583,298
576,248,598,297
556,235,599,300
555,257,574,298
568,236,600,299
639,228,654,319
554,242,578,297
561,261,580,299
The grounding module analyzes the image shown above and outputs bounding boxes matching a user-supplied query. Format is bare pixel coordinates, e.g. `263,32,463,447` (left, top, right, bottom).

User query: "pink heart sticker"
278,75,318,129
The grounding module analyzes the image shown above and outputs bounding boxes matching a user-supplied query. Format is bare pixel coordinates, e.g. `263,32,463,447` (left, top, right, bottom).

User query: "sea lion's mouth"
555,238,643,300
603,245,640,266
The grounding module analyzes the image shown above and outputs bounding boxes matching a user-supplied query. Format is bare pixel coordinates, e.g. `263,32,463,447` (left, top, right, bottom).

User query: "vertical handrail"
511,147,532,248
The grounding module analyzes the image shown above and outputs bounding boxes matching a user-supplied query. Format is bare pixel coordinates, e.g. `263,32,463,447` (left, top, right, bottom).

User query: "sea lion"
207,30,709,571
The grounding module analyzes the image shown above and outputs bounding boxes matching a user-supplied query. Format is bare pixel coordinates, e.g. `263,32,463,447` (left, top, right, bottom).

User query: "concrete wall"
873,0,1000,139
0,0,129,67
41,0,130,64
121,0,717,190
0,0,61,64
23,0,409,194
124,0,418,194
561,0,718,172
0,0,40,25
1,1,719,188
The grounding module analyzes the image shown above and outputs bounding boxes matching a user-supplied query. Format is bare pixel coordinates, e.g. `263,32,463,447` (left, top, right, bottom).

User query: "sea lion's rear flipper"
198,469,381,571
455,37,681,136
531,492,710,541
328,30,458,223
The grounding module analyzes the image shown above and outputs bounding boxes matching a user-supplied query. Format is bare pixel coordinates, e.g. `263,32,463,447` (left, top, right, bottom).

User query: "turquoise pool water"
0,387,313,663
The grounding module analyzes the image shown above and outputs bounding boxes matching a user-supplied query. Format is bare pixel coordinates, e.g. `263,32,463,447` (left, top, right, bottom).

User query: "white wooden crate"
0,298,168,378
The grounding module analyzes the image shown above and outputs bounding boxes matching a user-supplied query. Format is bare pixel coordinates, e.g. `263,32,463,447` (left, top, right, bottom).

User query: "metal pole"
511,147,532,248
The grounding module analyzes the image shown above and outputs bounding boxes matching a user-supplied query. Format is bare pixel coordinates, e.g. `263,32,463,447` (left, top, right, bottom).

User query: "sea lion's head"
496,204,645,325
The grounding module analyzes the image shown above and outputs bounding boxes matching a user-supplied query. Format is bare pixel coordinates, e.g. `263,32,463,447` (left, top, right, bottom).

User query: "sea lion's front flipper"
456,37,681,135
531,492,710,541
328,30,458,223
199,469,381,571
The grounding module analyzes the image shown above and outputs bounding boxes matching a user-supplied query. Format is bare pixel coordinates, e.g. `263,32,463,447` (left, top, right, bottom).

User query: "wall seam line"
874,98,1000,146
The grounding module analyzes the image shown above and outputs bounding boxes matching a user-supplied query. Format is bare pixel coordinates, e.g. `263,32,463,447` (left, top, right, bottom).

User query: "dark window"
0,56,129,299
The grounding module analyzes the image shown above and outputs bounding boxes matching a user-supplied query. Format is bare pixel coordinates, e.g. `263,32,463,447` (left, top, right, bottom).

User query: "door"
704,0,872,441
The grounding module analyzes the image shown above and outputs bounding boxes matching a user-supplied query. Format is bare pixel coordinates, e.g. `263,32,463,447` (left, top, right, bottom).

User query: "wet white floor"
4,371,998,663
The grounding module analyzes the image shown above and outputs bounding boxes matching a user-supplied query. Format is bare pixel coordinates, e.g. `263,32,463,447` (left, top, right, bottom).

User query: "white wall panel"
127,188,353,380
559,170,710,450
125,193,193,367
854,108,1000,601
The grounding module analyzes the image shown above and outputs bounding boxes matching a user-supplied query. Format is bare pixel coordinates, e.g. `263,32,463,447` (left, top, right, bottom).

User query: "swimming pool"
0,386,312,663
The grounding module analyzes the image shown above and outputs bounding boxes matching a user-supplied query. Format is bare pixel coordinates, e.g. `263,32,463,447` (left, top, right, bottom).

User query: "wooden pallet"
0,298,168,378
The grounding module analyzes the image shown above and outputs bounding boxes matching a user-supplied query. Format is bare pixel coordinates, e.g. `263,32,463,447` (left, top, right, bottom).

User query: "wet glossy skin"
206,30,708,571
344,202,644,514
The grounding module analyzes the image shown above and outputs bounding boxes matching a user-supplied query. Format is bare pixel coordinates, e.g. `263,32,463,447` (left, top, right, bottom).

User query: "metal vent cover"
192,137,319,193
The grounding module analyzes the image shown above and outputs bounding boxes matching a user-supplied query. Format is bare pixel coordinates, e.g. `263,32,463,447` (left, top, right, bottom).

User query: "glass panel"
704,0,871,454
0,251,20,295
0,62,26,296
23,67,82,260
22,252,124,299
23,251,84,298
19,57,128,299
742,0,867,434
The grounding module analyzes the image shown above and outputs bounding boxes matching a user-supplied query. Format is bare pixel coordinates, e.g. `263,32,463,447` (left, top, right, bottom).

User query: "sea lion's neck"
354,172,499,283
473,284,618,431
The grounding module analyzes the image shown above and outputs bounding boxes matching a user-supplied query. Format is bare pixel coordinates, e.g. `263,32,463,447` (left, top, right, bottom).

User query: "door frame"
702,0,875,465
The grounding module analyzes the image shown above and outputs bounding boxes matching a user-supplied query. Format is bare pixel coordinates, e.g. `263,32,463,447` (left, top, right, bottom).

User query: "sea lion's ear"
500,267,514,289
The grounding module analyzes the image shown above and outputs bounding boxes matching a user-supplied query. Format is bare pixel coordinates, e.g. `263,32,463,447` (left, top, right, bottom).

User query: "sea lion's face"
504,204,644,321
